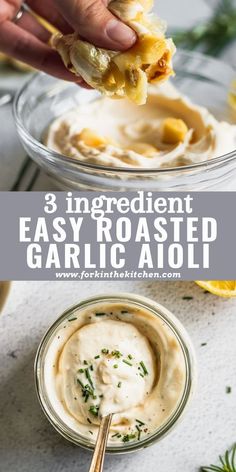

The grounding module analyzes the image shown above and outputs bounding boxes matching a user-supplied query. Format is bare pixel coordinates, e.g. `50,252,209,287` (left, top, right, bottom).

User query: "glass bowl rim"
13,49,236,176
34,292,196,454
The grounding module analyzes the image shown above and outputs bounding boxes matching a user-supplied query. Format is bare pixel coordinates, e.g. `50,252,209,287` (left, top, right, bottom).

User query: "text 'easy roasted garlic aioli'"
43,298,188,445
45,82,236,170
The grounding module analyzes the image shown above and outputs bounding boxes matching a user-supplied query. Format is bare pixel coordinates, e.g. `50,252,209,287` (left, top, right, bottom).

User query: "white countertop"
0,280,236,472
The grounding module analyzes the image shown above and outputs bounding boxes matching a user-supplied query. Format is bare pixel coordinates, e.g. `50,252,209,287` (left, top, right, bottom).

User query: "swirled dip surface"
45,82,236,169
44,300,186,444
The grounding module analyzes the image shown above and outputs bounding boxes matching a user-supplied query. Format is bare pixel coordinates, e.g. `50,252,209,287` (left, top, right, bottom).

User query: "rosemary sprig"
173,0,236,56
201,444,236,471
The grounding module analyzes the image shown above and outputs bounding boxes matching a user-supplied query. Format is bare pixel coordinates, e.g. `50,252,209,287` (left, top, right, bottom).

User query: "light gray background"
0,280,236,472
0,192,236,280
0,0,236,190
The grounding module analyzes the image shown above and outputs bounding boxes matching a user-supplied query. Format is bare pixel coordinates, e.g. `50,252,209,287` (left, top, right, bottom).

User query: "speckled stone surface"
0,281,236,472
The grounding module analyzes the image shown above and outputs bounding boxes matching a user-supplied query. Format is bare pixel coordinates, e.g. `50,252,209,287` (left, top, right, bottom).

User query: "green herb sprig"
89,405,99,417
201,444,236,471
173,0,236,57
140,361,148,376
122,433,136,443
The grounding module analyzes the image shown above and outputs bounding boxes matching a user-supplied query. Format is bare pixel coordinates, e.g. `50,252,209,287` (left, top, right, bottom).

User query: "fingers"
16,11,51,43
26,0,73,34
54,0,137,50
0,21,80,81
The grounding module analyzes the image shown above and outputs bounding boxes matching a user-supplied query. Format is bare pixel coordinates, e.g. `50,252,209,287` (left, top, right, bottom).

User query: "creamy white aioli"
45,82,236,169
44,300,186,444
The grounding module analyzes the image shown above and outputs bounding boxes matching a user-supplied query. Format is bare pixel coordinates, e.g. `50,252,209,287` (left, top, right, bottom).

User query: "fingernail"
106,19,136,47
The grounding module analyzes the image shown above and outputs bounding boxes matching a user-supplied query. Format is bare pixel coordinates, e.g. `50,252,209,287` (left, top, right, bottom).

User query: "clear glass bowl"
14,50,236,191
34,293,196,454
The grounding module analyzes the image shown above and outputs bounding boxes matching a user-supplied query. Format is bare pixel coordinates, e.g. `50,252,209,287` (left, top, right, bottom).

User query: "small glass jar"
34,293,196,454
14,50,236,191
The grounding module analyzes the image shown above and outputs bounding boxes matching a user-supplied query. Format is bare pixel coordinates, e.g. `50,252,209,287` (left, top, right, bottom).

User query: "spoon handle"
88,414,112,472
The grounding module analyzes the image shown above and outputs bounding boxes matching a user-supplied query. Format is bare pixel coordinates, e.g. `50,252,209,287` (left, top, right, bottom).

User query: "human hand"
0,0,136,81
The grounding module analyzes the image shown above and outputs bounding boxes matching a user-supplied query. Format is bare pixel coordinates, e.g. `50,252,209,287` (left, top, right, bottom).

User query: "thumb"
54,0,137,50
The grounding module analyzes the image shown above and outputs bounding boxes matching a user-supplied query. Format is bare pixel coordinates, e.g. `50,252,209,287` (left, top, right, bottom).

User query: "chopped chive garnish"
117,382,122,388
90,365,94,371
139,373,144,378
94,355,100,359
140,361,148,376
122,433,136,443
77,378,84,388
226,386,232,394
95,313,106,316
87,417,92,424
89,431,93,435
85,368,94,389
78,380,95,403
136,419,145,426
112,433,119,438
112,350,122,358
78,368,84,373
89,405,99,417
123,359,133,367
128,354,133,360
117,434,122,438
113,364,118,369
68,317,77,322
99,394,104,398
84,360,88,365
135,425,142,439
121,311,128,314
101,349,109,354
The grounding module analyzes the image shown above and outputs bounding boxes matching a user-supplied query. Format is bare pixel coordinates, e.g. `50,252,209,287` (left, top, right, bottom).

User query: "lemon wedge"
195,281,236,298
228,80,236,111
0,282,11,313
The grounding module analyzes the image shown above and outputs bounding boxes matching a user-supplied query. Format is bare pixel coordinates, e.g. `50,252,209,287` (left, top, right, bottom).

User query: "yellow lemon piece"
228,80,236,111
195,281,236,298
126,142,158,156
162,118,188,145
74,128,113,148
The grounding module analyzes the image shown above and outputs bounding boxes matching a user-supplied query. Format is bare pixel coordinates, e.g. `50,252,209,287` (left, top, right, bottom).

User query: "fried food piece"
51,0,175,105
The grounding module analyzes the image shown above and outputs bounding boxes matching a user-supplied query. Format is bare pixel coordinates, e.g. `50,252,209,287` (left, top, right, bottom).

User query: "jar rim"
13,49,236,177
34,293,196,454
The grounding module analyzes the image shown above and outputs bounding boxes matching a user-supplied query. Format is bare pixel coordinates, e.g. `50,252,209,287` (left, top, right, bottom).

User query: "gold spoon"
88,414,113,472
